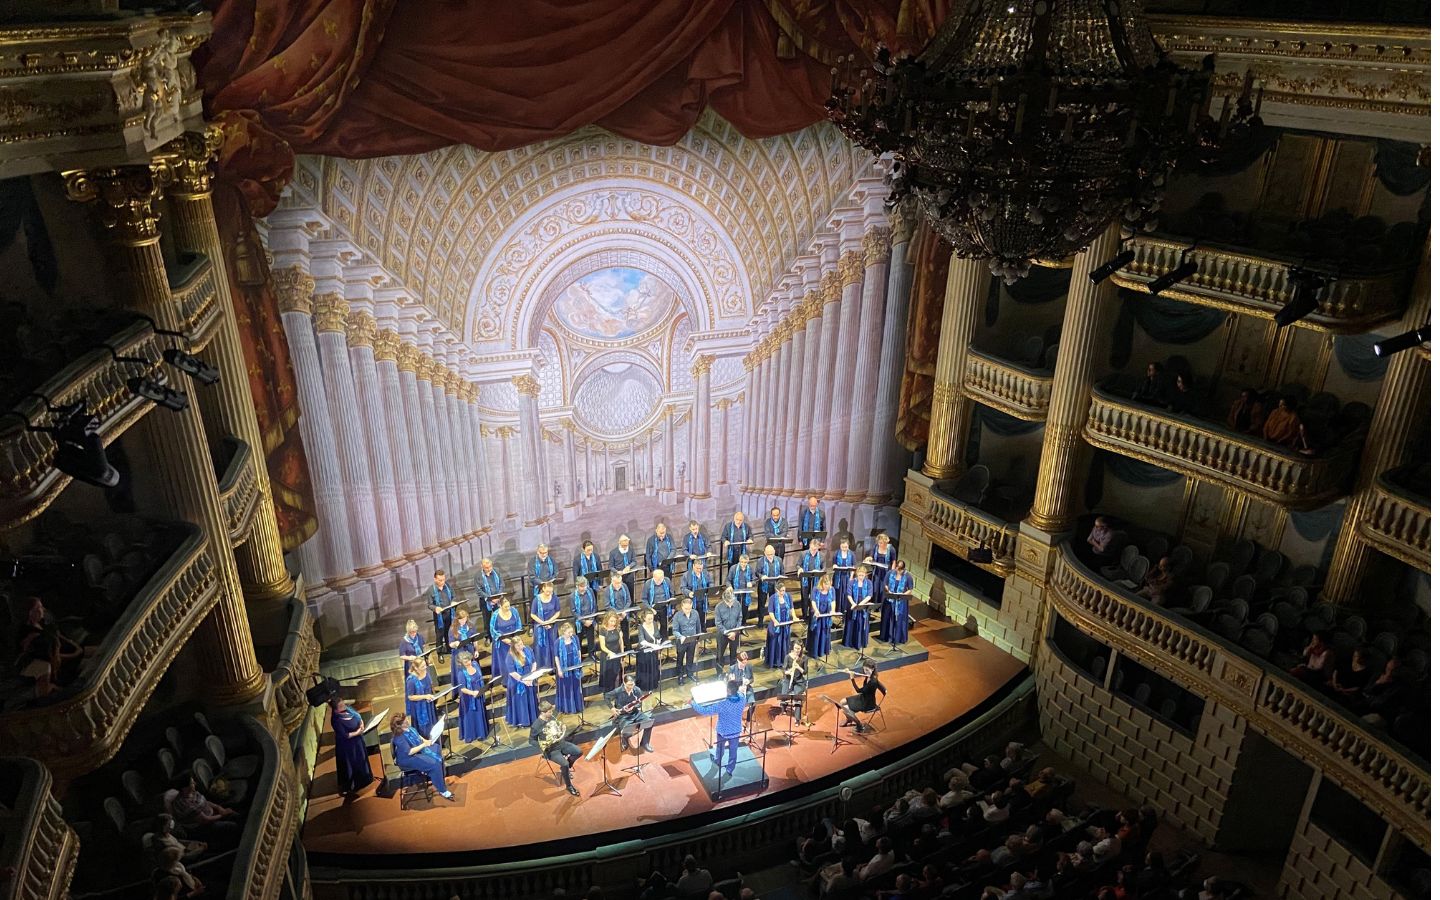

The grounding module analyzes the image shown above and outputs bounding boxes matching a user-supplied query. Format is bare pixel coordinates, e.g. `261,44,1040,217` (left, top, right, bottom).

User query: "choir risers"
0,757,79,900
1358,467,1431,572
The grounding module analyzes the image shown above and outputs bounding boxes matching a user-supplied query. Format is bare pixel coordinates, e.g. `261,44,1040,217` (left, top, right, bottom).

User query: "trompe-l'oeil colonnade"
740,211,917,529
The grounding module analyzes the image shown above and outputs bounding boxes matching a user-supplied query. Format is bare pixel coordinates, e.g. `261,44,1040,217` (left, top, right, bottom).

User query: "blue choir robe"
870,543,897,580
681,569,711,620
832,549,857,605
758,556,784,609
728,563,758,616
404,671,437,736
530,555,559,597
531,594,561,666
683,531,709,559
882,571,915,645
843,576,873,650
489,608,522,680
473,568,506,615
765,592,795,668
448,622,478,686
398,633,425,671
505,645,540,727
391,727,446,793
798,550,825,624
572,588,598,651
456,665,490,743
554,637,585,714
800,507,826,536
606,583,634,621
642,579,673,630
721,521,752,565
427,582,456,651
808,587,836,658
573,550,604,580
765,515,787,538
330,706,373,795
645,534,676,573
609,546,639,587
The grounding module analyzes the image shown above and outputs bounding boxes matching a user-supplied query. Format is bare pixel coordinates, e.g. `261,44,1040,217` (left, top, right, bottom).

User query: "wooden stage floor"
301,616,1025,861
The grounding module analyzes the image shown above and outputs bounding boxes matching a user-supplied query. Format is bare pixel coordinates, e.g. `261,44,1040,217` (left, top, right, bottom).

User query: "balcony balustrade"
218,438,261,549
0,757,78,900
228,715,300,900
171,254,221,348
962,349,1053,421
903,477,1017,576
1359,468,1431,572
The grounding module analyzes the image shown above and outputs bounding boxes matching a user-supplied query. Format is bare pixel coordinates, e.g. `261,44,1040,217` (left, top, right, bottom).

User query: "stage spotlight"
128,376,189,412
1274,267,1330,328
1374,325,1431,358
163,348,220,385
3,400,121,488
1088,248,1137,285
1147,258,1198,294
305,675,342,707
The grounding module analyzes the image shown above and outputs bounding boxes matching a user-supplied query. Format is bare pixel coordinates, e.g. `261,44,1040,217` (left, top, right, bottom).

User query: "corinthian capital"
821,270,843,304
396,342,420,374
165,126,223,197
345,310,376,347
512,373,541,397
863,227,893,266
839,249,866,286
63,161,173,245
312,292,348,333
692,354,713,378
273,266,316,315
373,328,400,362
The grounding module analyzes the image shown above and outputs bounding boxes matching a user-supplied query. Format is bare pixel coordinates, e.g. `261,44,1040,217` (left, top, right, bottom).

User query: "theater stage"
301,616,1025,861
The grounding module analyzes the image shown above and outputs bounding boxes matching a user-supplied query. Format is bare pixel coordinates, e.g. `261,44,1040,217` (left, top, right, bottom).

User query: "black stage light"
1089,248,1137,285
306,675,342,707
1374,325,1431,358
163,348,220,386
1147,258,1198,295
4,400,121,489
1274,267,1330,328
128,376,189,412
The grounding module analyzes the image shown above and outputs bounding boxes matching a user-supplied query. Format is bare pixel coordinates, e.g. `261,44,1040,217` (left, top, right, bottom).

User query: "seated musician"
728,650,757,725
530,701,581,796
838,660,887,733
608,672,655,753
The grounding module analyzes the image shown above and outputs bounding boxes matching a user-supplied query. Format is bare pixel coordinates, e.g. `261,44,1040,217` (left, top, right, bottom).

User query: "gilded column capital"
465,382,479,404
373,328,400,362
444,371,462,397
396,342,420,374
418,358,441,383
715,397,735,411
863,227,893,266
344,310,376,348
164,126,223,198
312,292,348,333
888,200,918,245
63,161,173,245
692,354,713,378
496,425,517,439
821,269,843,303
839,249,866,286
273,266,315,315
512,373,542,397
803,289,825,319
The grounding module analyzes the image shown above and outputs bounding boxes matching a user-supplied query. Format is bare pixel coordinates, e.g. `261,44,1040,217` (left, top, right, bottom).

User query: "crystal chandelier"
827,0,1214,282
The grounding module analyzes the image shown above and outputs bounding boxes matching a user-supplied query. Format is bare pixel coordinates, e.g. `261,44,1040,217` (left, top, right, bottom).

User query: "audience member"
1086,517,1117,563
1262,396,1302,446
1132,362,1169,405
1167,373,1197,415
1328,649,1375,701
1226,389,1265,434
168,776,240,847
1137,557,1175,605
1288,632,1336,686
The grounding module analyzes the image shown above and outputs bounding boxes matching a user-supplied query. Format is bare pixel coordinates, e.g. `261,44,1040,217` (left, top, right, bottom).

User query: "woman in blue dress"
448,607,478,687
764,582,796,668
843,564,874,653
328,696,373,796
505,637,540,728
398,619,425,673
869,534,898,639
531,583,562,670
388,713,453,800
553,622,585,715
832,539,857,603
404,658,438,737
489,595,522,682
455,650,490,744
882,559,915,647
808,573,837,660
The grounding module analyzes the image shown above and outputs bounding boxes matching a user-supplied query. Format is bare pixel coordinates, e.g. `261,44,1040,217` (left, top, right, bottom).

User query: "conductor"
608,673,655,752
837,660,886,733
691,677,747,783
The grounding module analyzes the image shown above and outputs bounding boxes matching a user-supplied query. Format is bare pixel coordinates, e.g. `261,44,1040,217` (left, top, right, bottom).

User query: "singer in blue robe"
843,567,874,651
472,562,506,618
882,562,915,646
764,585,795,668
489,599,522,681
683,522,709,561
455,653,490,743
869,537,898,637
808,576,836,658
447,609,478,688
398,621,426,673
798,540,826,628
553,624,585,715
573,541,604,580
529,546,559,598
757,549,784,619
727,556,758,623
427,572,456,659
721,514,752,574
505,643,540,727
389,715,450,799
572,579,599,657
605,575,635,644
645,525,676,576
832,542,857,604
609,538,639,591
328,697,373,796
641,570,673,632
681,561,711,622
799,497,826,536
404,659,438,737
764,507,788,540
531,586,562,668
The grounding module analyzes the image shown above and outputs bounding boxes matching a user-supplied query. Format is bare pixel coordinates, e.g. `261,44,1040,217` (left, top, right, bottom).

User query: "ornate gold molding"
272,266,315,316
839,249,866,286
63,161,172,246
311,292,348,333
395,341,419,374
163,125,222,197
863,227,892,266
344,310,376,348
889,201,918,245
372,328,400,362
692,354,714,378
802,289,825,320
512,373,541,397
821,269,843,304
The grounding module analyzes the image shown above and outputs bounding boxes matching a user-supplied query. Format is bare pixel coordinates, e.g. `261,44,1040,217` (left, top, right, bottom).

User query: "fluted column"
796,294,825,496
771,328,794,497
427,360,464,544
845,228,892,501
761,333,785,499
866,211,918,504
496,427,518,519
691,357,714,499
825,250,866,497
464,386,492,529
275,271,354,581
413,359,455,543
809,272,843,493
397,343,441,552
163,129,294,601
345,311,404,567
780,313,806,497
921,255,991,480
741,357,759,493
444,370,479,540
662,406,676,495
1323,242,1431,603
374,331,425,558
65,162,264,704
563,422,580,509
716,398,733,484
583,438,595,504
514,375,548,524
1027,225,1122,531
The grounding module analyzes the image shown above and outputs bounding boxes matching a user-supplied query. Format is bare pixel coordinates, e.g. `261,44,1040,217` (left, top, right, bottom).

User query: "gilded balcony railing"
229,715,300,900
903,478,1017,575
1084,388,1360,507
0,758,79,900
271,598,322,737
0,526,220,779
219,438,261,549
962,349,1053,421
0,321,166,529
172,254,221,349
1359,468,1431,572
1050,545,1429,847
1114,237,1411,333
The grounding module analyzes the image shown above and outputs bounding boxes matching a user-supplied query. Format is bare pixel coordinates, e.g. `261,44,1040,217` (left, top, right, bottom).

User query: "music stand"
623,735,651,781
821,695,856,753
585,727,623,797
880,591,911,655
799,529,827,550
644,640,676,709
693,583,723,626
766,535,788,556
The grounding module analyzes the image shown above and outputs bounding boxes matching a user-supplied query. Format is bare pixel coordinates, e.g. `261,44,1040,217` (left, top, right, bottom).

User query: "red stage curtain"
895,220,949,453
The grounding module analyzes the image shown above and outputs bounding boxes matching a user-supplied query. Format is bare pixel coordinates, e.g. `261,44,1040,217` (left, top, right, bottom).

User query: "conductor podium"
688,746,769,802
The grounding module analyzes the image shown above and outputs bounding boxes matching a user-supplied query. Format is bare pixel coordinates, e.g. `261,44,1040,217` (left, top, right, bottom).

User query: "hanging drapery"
196,0,953,546
1374,140,1430,197
965,405,1044,465
1103,452,1184,488
895,220,949,451
1289,499,1347,543
1333,333,1392,383
1110,288,1228,369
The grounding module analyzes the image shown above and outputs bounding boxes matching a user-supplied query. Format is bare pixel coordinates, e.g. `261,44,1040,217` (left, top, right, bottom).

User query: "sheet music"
640,640,674,652
432,684,457,700
690,679,728,704
522,666,553,685
362,708,390,734
428,715,446,741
